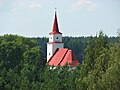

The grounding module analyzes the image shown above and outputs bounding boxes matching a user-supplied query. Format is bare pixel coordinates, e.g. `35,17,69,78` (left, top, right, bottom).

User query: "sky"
0,0,120,37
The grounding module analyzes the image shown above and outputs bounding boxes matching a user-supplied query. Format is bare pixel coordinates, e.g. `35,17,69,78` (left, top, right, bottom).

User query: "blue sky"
0,0,120,37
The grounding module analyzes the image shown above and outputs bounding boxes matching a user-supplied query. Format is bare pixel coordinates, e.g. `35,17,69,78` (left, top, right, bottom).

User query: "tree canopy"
0,32,119,90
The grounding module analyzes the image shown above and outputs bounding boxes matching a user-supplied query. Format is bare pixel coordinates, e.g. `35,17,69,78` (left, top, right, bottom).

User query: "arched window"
56,37,58,39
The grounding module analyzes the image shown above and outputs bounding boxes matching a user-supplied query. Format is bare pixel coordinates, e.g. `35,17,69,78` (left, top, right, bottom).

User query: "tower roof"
49,11,62,34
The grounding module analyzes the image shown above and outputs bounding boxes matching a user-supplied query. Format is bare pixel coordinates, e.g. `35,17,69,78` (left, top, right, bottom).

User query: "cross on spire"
55,8,57,16
55,7,57,11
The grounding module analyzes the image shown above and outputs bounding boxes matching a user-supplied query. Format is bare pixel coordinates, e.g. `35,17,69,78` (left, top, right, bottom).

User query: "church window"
49,52,50,56
56,37,58,39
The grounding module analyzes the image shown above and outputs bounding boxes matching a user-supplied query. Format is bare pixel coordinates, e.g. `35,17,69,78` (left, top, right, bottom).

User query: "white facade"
49,34,62,42
47,34,64,62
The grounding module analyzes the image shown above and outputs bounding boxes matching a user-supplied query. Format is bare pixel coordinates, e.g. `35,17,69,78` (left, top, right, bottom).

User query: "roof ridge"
58,49,69,66
47,48,59,63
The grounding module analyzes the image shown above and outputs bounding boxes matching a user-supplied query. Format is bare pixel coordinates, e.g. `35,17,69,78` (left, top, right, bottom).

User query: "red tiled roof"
49,11,62,34
48,48,79,67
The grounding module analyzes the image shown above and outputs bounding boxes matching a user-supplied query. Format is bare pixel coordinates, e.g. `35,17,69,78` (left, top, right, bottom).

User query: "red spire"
49,11,62,34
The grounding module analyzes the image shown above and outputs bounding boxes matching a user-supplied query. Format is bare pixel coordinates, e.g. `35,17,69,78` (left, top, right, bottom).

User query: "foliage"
0,33,119,90
76,31,120,90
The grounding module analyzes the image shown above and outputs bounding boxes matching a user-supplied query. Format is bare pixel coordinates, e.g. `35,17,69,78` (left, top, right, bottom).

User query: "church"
47,11,79,67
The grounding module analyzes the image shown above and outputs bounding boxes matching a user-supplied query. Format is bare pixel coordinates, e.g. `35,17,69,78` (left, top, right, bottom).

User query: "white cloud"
72,0,85,9
11,0,42,12
72,0,96,11
12,3,25,12
29,3,42,9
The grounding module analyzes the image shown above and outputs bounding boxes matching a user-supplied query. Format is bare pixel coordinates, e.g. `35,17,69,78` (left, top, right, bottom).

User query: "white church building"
47,11,79,67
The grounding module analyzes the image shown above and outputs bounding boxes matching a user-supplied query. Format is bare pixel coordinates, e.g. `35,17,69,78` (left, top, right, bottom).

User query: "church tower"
47,11,64,62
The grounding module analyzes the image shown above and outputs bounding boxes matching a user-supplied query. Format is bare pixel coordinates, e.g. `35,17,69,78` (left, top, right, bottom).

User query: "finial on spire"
55,7,57,14
55,7,57,11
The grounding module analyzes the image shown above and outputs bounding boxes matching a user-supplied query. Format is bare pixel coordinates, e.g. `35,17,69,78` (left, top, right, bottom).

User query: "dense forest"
0,31,120,90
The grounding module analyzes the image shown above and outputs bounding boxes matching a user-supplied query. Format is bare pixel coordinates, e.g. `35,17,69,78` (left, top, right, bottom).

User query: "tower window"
56,37,58,39
49,52,50,56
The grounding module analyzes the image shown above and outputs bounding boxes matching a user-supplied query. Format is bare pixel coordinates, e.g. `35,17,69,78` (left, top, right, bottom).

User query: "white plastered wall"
49,34,62,42
47,43,64,62
47,33,63,62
